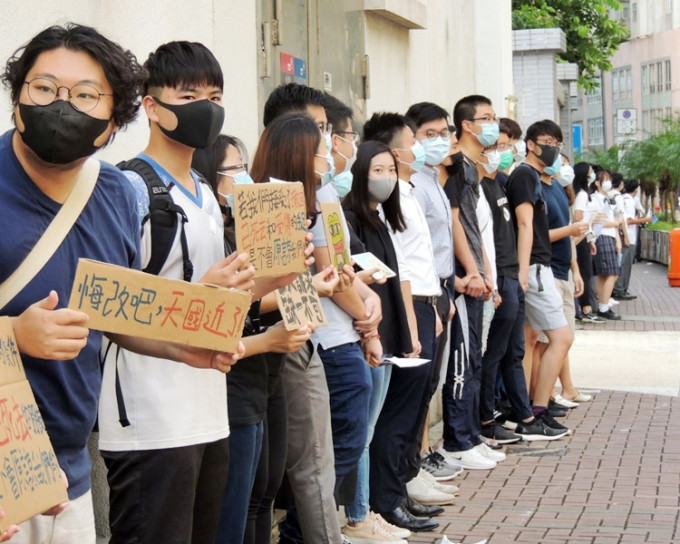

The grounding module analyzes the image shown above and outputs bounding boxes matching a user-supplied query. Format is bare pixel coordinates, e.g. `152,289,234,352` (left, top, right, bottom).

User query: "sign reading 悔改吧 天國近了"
68,259,252,353
0,317,68,530
233,181,308,278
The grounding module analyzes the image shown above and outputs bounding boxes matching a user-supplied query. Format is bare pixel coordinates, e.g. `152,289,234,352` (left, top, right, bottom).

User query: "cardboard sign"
0,317,68,530
352,252,397,279
68,259,252,353
320,202,351,272
275,270,327,330
233,181,308,277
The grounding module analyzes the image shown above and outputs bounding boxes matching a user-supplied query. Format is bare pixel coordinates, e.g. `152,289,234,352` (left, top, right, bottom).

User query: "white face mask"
481,149,501,174
513,139,527,163
336,136,358,173
557,164,575,187
601,180,613,192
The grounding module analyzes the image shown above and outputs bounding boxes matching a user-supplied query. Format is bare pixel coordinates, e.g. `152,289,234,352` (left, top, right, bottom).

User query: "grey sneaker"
421,450,463,481
481,421,521,444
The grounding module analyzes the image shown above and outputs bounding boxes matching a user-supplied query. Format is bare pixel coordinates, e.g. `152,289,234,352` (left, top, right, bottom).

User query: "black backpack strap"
117,158,194,281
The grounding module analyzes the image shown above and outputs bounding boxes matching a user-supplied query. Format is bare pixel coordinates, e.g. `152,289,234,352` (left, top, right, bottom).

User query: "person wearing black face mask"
97,41,259,544
505,119,575,437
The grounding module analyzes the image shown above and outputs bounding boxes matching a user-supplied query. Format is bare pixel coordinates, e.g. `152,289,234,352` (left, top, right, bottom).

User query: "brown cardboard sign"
275,270,327,330
233,181,308,277
0,317,68,530
320,202,351,272
68,259,252,353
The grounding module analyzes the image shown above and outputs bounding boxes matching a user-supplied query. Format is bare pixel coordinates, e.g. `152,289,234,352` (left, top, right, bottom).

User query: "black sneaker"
582,312,607,323
540,410,571,434
597,309,621,320
515,415,568,441
481,421,521,444
548,400,567,418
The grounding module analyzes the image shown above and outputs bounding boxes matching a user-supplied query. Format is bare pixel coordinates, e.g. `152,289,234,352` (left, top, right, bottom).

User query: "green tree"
512,0,629,90
581,144,622,173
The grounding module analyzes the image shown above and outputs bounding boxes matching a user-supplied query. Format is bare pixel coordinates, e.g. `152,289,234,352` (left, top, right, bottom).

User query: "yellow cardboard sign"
0,317,68,530
68,259,252,353
275,270,327,330
233,181,308,277
320,202,351,272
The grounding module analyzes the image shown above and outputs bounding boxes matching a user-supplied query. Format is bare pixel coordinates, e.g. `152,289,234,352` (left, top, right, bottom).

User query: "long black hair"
344,140,405,233
573,162,592,201
191,134,247,197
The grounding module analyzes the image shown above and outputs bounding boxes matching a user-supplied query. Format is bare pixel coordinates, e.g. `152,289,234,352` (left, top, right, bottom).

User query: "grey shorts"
525,264,568,332
538,277,575,343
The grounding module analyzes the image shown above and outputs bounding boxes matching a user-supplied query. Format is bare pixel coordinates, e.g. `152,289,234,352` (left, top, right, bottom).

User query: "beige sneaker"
419,468,460,496
370,512,411,539
406,472,456,505
342,515,407,543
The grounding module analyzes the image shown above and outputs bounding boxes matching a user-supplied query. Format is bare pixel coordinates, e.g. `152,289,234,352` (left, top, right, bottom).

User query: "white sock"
598,302,609,313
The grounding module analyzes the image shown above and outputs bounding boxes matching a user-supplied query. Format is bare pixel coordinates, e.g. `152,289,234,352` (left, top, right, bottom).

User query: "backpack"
117,157,194,282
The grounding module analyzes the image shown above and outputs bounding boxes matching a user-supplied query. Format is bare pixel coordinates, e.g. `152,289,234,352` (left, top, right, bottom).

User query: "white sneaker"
418,468,460,496
608,298,620,306
503,419,518,430
370,512,411,539
406,473,456,505
474,442,506,462
553,394,579,409
437,445,497,469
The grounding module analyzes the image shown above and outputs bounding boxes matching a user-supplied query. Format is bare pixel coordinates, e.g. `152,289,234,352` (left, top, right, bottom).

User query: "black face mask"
18,101,110,165
534,142,559,168
153,97,225,149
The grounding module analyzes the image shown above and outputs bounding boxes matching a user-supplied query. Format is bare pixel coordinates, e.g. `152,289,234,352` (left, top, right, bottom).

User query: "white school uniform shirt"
99,163,229,451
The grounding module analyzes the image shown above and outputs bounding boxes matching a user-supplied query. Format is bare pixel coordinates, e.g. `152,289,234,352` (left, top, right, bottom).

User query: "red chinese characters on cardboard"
0,317,68,530
68,259,252,353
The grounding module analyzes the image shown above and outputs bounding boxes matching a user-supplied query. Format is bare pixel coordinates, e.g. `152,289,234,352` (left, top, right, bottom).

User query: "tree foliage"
512,0,629,90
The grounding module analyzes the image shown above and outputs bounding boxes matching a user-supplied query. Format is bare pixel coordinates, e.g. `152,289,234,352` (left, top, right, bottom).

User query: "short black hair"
2,23,145,129
363,112,412,148
144,41,223,96
500,118,522,140
263,83,325,127
525,119,563,143
344,140,405,233
405,101,449,129
322,93,353,133
624,178,640,193
611,172,624,189
453,95,492,139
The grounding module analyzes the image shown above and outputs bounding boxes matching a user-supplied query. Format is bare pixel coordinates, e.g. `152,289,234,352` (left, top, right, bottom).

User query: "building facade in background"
572,0,680,154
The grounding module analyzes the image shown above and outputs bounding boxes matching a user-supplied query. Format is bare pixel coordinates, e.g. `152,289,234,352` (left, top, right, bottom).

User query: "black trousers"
103,437,230,544
370,301,436,514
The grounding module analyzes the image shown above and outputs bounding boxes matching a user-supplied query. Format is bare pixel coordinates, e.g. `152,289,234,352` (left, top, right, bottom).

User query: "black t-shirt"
224,217,269,426
443,156,485,277
505,163,552,266
481,177,519,279
344,208,412,356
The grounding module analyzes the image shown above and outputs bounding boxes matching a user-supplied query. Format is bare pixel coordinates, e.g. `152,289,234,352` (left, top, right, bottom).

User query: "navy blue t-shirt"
0,130,140,500
542,180,572,281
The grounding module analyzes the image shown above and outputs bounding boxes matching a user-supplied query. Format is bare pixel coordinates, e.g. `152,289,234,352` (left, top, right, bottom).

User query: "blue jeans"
318,341,372,504
481,276,533,422
345,363,393,522
216,421,264,543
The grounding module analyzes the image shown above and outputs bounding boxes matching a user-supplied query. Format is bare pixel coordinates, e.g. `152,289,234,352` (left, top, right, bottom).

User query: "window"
587,84,602,104
650,64,656,94
642,110,649,132
627,68,633,97
632,3,638,22
666,107,673,120
665,60,672,90
642,65,648,95
588,118,604,146
612,72,619,100
667,0,673,13
657,62,663,92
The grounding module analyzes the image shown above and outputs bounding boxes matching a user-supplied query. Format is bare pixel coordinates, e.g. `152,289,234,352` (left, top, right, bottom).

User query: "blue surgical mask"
544,154,563,177
498,150,514,171
397,141,426,172
474,122,500,147
218,170,254,209
333,170,353,198
324,133,333,155
315,152,335,186
421,136,451,166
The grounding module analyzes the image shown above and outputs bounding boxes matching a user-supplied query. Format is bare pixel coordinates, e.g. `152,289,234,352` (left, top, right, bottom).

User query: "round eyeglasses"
24,78,113,113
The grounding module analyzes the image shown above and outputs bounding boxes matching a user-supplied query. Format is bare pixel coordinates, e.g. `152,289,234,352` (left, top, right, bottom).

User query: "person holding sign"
192,133,321,544
97,42,255,544
0,25,245,544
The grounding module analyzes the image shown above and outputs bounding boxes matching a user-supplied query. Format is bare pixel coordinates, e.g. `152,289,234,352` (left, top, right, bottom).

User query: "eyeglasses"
334,131,360,143
217,163,248,176
418,128,451,140
496,143,512,152
24,78,113,113
469,116,499,125
317,121,333,135
535,140,564,150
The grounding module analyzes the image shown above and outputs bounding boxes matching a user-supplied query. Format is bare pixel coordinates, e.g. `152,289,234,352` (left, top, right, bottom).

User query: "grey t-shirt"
443,156,485,277
310,183,360,350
